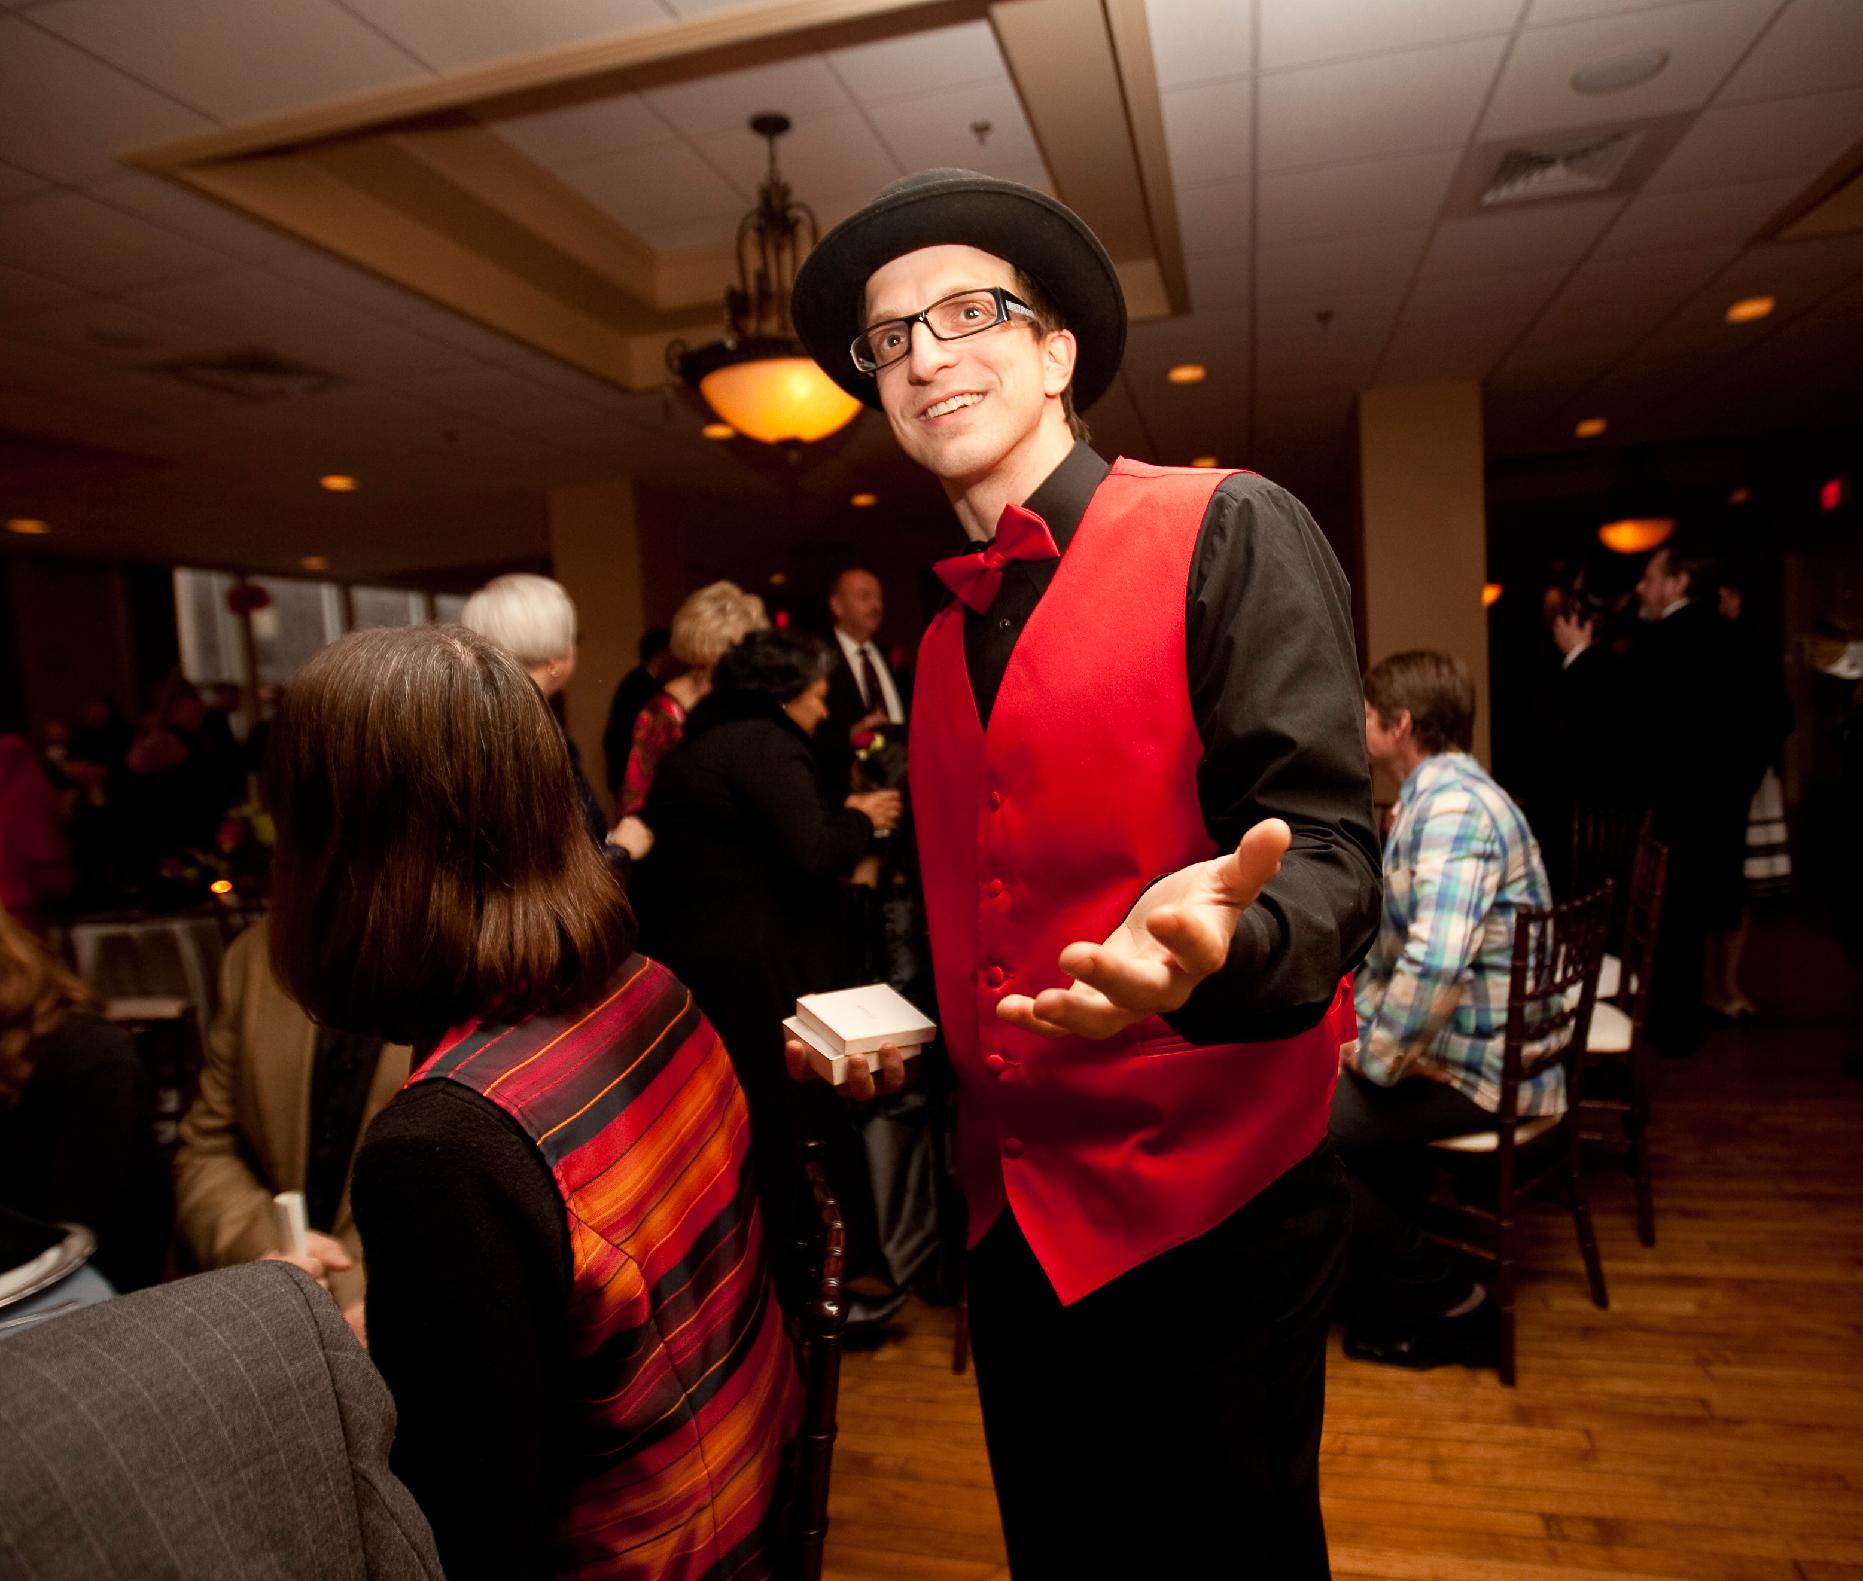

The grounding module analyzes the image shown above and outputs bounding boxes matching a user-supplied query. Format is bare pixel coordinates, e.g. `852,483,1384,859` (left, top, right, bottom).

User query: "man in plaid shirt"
1333,650,1558,1369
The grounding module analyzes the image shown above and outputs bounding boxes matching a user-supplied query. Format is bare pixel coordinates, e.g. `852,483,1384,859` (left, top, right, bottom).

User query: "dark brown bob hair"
1363,649,1476,756
267,624,632,1047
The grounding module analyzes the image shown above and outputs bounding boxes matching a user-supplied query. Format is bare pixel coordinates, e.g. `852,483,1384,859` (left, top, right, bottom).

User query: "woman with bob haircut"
267,623,800,1581
637,629,899,1287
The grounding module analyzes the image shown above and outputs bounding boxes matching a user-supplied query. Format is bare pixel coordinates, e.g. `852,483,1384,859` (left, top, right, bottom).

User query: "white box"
794,983,936,1058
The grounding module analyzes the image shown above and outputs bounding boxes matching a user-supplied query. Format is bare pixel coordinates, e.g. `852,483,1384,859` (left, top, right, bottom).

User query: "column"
1356,380,1491,766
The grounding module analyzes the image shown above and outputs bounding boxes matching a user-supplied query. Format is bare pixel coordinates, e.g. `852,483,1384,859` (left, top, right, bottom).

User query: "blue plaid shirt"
1352,752,1564,1116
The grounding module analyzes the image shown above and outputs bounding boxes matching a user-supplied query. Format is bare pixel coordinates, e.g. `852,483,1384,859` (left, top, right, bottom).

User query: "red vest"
910,458,1354,1306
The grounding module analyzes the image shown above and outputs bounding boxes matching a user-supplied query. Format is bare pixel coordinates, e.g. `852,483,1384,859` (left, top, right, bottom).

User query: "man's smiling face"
862,243,1073,496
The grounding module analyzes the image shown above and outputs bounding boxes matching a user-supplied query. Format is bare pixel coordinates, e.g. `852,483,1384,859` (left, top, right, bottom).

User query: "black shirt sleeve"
350,1083,572,1581
1161,472,1382,1043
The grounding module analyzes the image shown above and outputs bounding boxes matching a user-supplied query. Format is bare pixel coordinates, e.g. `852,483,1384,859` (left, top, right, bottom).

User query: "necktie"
932,502,1061,614
856,645,883,713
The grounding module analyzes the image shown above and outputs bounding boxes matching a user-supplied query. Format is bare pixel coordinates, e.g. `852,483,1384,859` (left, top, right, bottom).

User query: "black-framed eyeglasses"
850,287,1036,375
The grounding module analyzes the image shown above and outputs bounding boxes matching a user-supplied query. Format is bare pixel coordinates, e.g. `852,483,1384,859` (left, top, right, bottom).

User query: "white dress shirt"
834,627,904,724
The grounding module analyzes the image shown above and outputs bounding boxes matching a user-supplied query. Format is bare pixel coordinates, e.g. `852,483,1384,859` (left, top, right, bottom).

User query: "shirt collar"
958,441,1110,557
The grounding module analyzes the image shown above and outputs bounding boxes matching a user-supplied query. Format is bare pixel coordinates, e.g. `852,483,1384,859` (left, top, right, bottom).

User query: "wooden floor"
820,910,1863,1580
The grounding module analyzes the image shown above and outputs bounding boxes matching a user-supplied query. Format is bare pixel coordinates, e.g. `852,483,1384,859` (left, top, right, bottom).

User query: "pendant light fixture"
668,113,862,446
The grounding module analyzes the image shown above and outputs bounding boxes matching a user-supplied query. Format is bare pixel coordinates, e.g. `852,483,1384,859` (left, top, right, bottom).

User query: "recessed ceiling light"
300,555,330,571
1575,417,1608,438
701,422,735,440
850,492,877,508
1571,46,1669,95
6,517,51,535
1482,583,1504,608
1729,487,1751,505
769,571,788,586
1190,456,1219,468
1167,364,1206,385
319,474,358,492
1725,296,1774,324
1598,517,1676,554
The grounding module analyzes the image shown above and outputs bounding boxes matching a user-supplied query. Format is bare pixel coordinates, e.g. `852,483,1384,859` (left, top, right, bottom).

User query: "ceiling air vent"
154,346,343,402
1481,130,1643,207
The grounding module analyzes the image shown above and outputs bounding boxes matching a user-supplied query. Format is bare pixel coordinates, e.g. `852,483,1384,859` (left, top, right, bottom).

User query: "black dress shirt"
954,442,1380,1044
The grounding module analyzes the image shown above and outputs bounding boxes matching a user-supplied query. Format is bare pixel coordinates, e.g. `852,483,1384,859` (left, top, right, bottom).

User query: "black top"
602,664,664,797
351,1081,570,1581
304,1025,384,1235
0,1010,169,1291
953,442,1380,1044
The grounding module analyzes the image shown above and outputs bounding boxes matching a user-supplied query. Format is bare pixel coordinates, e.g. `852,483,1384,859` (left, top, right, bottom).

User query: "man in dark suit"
816,567,908,794
1629,543,1745,1055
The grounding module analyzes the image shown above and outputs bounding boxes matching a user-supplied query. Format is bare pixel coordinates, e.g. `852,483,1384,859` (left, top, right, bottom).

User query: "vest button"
984,877,1005,897
984,1053,1006,1072
983,965,1006,989
1002,1137,1024,1159
987,790,1003,811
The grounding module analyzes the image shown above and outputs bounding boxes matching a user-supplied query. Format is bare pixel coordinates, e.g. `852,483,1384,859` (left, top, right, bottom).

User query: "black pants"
966,1143,1349,1580
1329,1069,1492,1329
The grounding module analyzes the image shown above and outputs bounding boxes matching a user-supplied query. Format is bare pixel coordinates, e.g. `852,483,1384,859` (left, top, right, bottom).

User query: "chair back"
1569,805,1650,942
788,1141,847,1581
1617,835,1669,1037
1497,885,1613,1139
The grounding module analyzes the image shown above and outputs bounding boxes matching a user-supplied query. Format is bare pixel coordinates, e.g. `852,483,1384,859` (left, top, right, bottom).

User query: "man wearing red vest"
789,171,1380,1577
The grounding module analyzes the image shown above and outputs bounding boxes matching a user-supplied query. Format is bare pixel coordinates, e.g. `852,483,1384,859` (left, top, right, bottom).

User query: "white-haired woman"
616,580,768,821
460,573,607,846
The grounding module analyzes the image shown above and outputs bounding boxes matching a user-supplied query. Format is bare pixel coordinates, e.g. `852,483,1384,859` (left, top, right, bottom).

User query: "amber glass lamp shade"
696,352,861,445
1598,518,1676,554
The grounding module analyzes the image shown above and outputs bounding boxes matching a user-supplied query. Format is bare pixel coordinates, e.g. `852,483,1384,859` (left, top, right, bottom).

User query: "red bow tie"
933,503,1061,613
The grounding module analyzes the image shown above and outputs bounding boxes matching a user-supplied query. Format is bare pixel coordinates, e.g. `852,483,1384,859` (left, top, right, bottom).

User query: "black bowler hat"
791,168,1127,412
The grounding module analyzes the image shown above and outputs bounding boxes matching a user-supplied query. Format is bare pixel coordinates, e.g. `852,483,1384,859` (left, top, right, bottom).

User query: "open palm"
996,818,1291,1039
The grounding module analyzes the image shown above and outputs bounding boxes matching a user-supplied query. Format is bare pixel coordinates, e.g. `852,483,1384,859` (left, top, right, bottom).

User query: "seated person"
265,624,801,1581
174,920,410,1330
0,906,167,1293
1335,651,1562,1368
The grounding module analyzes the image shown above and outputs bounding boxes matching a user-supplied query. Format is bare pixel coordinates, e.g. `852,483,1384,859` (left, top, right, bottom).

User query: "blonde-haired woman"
617,580,768,820
0,908,167,1296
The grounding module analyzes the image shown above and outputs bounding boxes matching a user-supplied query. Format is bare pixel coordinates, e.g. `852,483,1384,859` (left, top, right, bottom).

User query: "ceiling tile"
641,56,849,141
81,170,310,266
123,266,363,340
1484,0,1784,139
1419,196,1624,277
1376,321,1516,383
826,19,1004,101
30,0,427,122
1145,0,1252,86
1256,282,1405,355
1592,174,1800,254
1161,77,1252,187
0,334,100,392
1557,241,1737,304
1259,35,1507,171
860,78,1041,174
1718,232,1863,302
1648,86,1863,193
692,107,900,210
0,191,231,293
1185,247,1250,310
0,16,212,183
340,0,667,73
0,262,86,318
1257,228,1430,300
3,295,224,365
1175,177,1251,255
1260,0,1519,71
1257,149,1460,243
1721,0,1863,100
1123,307,1250,379
553,140,744,236
1527,0,1694,23
483,91,671,168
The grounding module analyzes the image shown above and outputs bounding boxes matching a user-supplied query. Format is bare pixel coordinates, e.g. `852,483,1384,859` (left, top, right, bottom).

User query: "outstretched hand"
996,818,1291,1039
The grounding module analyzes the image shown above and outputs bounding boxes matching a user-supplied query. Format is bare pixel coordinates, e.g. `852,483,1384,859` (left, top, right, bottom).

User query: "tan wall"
549,478,646,820
1357,380,1491,768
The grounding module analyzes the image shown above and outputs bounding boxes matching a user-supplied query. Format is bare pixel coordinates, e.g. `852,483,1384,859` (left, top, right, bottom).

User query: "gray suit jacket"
0,1262,443,1580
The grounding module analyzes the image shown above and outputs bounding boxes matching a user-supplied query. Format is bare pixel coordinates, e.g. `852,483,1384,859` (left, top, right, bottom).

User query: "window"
352,586,424,629
249,577,343,686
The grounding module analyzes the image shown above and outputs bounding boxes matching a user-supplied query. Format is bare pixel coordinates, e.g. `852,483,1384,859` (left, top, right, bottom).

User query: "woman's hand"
847,789,902,833
262,1230,353,1296
607,814,654,859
